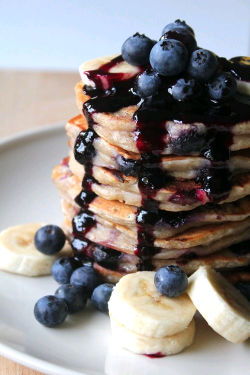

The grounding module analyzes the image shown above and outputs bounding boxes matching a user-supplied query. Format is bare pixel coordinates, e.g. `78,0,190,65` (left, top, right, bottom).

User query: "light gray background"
1,0,250,71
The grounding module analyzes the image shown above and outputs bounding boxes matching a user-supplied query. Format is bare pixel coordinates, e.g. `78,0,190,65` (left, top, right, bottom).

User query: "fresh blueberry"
161,28,197,54
187,48,218,82
121,32,155,66
93,245,121,270
235,282,250,301
162,19,195,36
207,72,237,101
91,283,114,314
134,69,162,98
74,129,98,165
51,257,80,284
70,266,102,297
55,284,88,313
34,225,66,255
172,78,202,101
154,265,188,297
34,295,68,327
150,39,188,76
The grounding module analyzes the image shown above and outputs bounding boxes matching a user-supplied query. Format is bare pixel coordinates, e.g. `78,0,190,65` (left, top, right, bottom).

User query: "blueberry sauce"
144,352,165,358
219,56,250,82
71,54,250,260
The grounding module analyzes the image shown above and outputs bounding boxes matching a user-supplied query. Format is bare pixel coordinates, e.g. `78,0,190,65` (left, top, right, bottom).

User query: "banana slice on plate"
110,317,195,356
0,223,72,276
79,54,141,90
187,266,250,343
108,271,196,338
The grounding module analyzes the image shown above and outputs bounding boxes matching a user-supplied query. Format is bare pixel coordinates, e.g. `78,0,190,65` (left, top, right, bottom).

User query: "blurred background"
1,0,250,71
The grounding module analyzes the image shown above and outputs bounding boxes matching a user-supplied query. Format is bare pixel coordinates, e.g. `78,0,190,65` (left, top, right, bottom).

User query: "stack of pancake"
52,54,250,285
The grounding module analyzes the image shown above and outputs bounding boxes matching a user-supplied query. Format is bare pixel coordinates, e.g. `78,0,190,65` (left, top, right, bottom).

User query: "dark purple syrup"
72,54,250,260
219,56,250,82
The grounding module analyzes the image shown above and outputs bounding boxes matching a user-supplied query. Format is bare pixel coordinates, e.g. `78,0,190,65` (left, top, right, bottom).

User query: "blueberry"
235,282,250,301
170,129,206,155
172,78,202,101
34,295,68,327
74,129,98,165
70,266,102,297
162,19,195,36
91,283,114,314
72,210,96,235
207,72,237,101
34,225,66,255
55,284,88,313
150,39,188,76
161,28,197,54
51,257,80,284
116,155,139,177
121,32,155,66
187,48,218,83
93,245,121,270
134,69,162,98
154,265,188,297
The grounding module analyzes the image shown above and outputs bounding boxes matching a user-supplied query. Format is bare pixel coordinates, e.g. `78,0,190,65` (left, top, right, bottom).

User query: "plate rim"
0,124,89,375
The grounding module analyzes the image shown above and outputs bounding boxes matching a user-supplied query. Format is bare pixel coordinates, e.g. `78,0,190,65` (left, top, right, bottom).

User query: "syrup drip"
72,54,250,260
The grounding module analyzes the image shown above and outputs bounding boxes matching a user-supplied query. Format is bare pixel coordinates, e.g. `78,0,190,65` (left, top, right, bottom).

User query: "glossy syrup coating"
70,24,250,263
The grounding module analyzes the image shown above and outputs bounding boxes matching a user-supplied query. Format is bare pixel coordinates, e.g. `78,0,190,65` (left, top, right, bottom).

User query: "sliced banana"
108,271,196,338
110,317,195,356
187,266,250,343
79,54,141,90
0,223,72,276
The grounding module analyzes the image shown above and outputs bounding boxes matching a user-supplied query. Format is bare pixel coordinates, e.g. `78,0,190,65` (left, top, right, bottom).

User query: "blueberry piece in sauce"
34,295,68,327
72,210,96,235
91,283,114,314
134,69,162,98
116,155,139,177
172,78,202,101
161,28,197,54
74,129,97,166
51,257,80,284
93,245,121,270
121,32,155,66
70,266,102,297
34,225,66,255
207,72,237,101
235,282,250,301
162,19,195,36
55,284,88,313
150,39,188,76
187,48,218,83
170,129,206,155
154,265,188,298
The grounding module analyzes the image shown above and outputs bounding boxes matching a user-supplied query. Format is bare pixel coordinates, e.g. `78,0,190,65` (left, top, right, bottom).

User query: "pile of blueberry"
33,225,114,327
121,19,237,102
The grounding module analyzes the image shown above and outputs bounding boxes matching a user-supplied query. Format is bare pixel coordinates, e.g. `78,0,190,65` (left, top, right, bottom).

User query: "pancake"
53,162,250,237
75,81,250,155
68,156,250,211
53,53,250,287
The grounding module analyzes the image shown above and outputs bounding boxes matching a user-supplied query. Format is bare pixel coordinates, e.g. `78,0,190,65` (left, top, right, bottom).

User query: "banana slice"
110,317,195,356
0,223,72,276
187,266,250,343
79,54,141,90
108,271,196,338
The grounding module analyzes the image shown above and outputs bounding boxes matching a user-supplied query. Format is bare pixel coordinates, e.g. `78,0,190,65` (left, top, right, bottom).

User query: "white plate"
0,125,250,375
